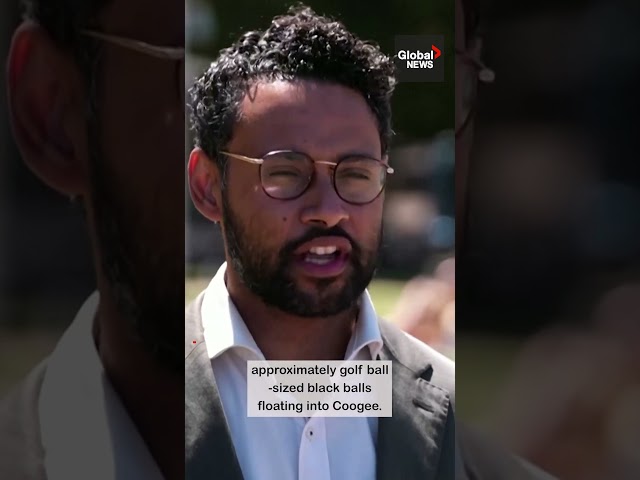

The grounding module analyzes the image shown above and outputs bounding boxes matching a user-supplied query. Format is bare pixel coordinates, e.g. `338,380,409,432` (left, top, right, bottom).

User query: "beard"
221,190,381,317
86,121,184,374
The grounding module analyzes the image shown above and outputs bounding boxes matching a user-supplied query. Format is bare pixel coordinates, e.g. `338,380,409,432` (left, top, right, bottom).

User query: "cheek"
353,204,384,240
229,188,295,242
241,210,292,256
100,74,182,211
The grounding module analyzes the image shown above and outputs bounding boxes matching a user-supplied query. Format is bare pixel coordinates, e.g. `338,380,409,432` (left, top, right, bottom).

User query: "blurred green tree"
187,0,454,143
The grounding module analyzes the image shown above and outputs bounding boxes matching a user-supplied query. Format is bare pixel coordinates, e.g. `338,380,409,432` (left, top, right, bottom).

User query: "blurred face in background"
7,0,185,371
87,0,185,370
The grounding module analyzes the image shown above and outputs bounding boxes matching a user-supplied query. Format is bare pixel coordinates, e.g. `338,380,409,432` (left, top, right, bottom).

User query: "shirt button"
307,429,314,440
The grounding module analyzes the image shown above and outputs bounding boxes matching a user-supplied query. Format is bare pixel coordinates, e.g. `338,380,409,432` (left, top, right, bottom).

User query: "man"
185,5,455,479
1,0,185,478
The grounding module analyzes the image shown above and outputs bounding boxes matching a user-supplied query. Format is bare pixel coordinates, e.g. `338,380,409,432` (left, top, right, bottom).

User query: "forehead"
100,0,184,46
230,80,381,156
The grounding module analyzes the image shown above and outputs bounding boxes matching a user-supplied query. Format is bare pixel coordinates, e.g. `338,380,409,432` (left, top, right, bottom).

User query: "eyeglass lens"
260,151,388,204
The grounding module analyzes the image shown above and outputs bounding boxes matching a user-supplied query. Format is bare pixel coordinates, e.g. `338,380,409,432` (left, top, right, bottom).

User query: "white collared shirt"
38,292,163,480
201,262,384,480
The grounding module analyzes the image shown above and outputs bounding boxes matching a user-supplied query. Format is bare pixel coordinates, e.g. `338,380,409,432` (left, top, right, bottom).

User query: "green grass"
185,277,211,304
455,335,524,425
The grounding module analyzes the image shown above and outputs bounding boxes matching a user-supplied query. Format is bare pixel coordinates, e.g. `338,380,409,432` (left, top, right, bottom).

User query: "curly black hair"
189,4,397,176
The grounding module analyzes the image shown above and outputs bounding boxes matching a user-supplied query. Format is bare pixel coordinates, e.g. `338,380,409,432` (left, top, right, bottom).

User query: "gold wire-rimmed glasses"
220,150,395,205
79,30,185,107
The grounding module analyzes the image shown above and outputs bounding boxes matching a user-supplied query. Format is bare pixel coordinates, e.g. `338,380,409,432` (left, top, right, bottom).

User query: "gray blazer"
185,291,456,480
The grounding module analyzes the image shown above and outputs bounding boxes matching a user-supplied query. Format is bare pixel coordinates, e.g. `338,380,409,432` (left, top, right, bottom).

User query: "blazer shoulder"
0,359,48,479
378,318,455,401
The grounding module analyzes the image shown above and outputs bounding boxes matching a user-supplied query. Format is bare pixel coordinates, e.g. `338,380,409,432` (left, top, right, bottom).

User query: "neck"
94,283,183,480
225,270,358,361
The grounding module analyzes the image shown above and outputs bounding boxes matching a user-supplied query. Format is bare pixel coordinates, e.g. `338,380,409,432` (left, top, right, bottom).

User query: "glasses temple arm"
219,151,264,165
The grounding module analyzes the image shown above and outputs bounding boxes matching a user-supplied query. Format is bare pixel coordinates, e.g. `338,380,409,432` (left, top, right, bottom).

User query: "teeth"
305,257,333,265
309,246,337,255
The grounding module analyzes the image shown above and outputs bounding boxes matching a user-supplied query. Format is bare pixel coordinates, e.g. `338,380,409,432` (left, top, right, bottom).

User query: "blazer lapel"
185,294,453,480
375,323,453,480
185,294,244,480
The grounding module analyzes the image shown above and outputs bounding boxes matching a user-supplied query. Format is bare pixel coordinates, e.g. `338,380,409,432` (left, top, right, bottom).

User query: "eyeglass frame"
455,47,495,138
219,150,395,205
79,30,185,108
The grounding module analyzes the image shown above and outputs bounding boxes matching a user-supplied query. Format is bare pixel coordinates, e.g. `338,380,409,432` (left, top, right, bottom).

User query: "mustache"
282,226,358,256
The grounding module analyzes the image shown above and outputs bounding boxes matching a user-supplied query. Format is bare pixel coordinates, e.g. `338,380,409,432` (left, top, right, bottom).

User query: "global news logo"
394,35,445,82
397,45,441,69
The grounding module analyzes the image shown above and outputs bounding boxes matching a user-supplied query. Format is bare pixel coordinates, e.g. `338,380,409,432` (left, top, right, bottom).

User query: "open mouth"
302,245,343,265
292,237,352,278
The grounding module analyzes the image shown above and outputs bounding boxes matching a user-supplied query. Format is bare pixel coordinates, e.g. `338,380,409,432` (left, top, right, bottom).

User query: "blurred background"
184,0,456,357
458,0,640,477
0,3,96,396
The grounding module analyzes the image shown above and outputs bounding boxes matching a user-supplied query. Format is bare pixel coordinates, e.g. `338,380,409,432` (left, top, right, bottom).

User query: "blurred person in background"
457,0,640,479
453,0,558,478
185,5,456,479
494,277,640,480
392,270,455,356
1,0,184,478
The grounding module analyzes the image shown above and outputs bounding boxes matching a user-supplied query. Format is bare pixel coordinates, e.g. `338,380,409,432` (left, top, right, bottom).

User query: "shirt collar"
201,262,383,361
38,291,163,480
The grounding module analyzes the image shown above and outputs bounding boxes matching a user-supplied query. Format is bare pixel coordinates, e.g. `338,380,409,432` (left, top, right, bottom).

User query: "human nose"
299,168,350,228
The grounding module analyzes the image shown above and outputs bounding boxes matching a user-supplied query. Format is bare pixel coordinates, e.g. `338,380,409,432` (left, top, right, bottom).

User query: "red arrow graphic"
432,45,441,59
